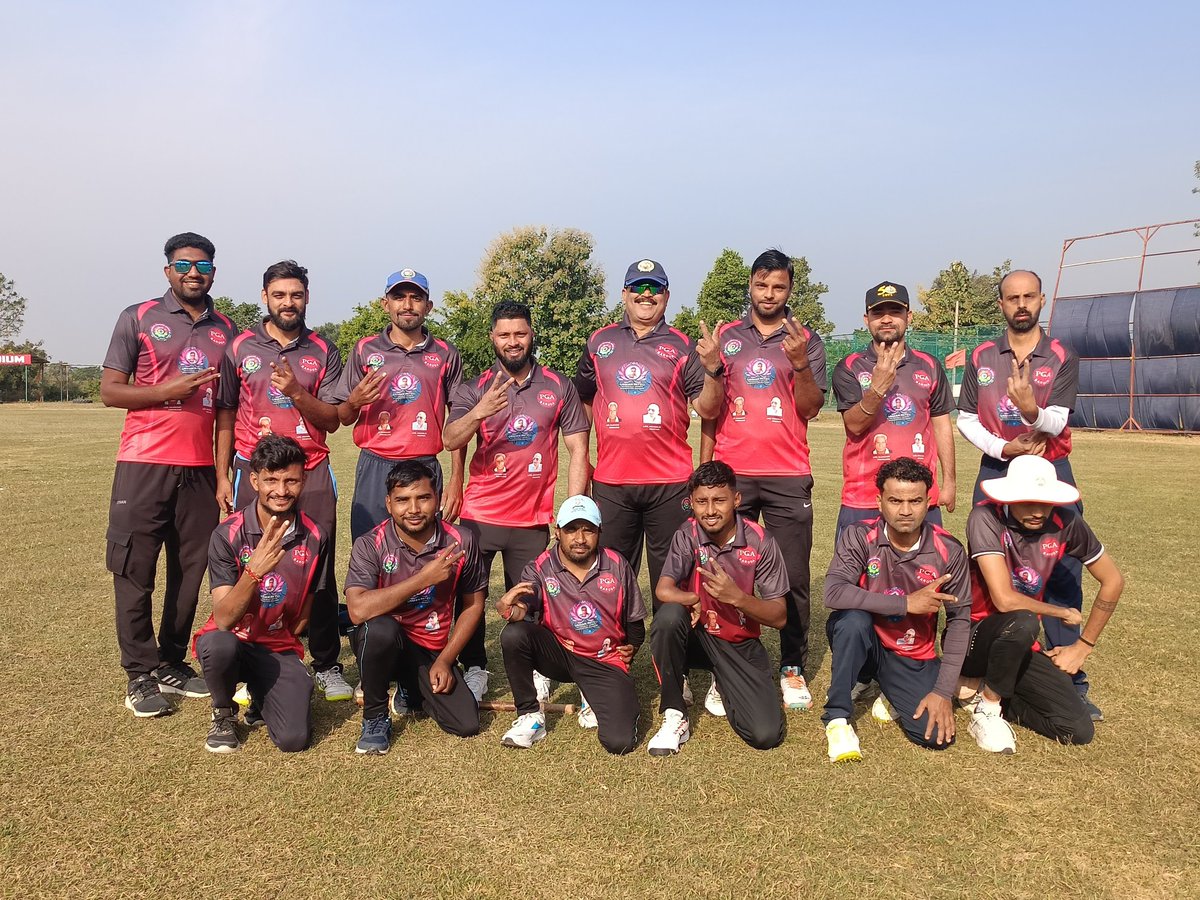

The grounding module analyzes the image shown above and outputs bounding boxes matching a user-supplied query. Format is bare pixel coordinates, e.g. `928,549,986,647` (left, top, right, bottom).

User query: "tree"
0,273,28,342
787,255,834,338
311,320,342,348
336,298,390,362
911,260,1012,330
433,225,609,377
213,297,260,333
0,340,48,402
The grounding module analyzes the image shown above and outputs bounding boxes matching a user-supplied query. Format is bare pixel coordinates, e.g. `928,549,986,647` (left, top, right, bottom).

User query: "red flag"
944,348,966,369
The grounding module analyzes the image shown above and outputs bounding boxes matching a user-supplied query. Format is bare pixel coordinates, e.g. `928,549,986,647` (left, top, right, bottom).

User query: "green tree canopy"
911,260,1012,330
0,273,28,342
336,298,390,362
311,320,342,349
432,225,609,377
213,297,261,333
787,256,834,338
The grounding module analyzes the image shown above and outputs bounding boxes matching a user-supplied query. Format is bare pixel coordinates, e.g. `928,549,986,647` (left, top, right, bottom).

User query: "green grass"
0,405,1197,899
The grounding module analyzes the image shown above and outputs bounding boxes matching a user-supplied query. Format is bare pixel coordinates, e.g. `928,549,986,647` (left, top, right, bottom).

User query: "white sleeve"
1022,404,1070,436
957,410,1008,460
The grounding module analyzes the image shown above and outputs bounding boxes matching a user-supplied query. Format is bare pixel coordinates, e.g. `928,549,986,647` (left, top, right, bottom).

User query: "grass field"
1,405,1197,899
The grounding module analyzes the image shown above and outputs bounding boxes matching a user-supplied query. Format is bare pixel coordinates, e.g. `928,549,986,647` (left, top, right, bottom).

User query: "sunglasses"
627,282,664,296
170,260,215,275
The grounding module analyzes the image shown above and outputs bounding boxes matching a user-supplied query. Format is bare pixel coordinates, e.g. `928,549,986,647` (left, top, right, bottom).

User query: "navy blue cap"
385,268,430,297
624,259,669,288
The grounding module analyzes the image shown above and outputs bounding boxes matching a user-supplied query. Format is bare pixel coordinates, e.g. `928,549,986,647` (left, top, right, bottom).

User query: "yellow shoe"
825,719,862,763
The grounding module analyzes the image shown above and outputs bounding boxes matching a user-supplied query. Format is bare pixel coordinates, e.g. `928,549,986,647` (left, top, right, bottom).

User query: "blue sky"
2,1,1197,362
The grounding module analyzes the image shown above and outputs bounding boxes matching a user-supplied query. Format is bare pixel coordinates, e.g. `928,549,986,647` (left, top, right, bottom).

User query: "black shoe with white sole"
206,707,242,753
125,673,172,718
154,661,210,698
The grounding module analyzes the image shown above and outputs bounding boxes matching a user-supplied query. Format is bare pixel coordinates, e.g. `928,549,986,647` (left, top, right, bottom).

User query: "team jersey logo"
857,371,873,389
978,367,996,386
382,553,399,574
655,344,679,361
597,573,618,593
1041,538,1061,557
596,341,616,359
743,358,776,390
537,390,557,408
408,585,435,610
569,600,602,635
299,355,321,373
506,414,538,448
681,496,692,512
996,396,1023,426
422,353,442,369
866,557,882,578
697,548,710,566
178,347,209,374
916,565,940,585
268,385,295,409
1012,566,1042,596
292,545,310,566
149,323,172,342
208,328,228,346
545,577,561,597
884,393,916,426
615,361,652,396
723,339,743,356
259,572,288,609
913,371,932,389
366,352,386,371
242,355,262,374
239,545,253,565
736,547,759,566
1033,366,1054,387
389,372,422,404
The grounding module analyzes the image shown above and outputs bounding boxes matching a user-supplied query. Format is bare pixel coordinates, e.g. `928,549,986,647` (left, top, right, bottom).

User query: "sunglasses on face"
170,260,215,275
628,282,663,296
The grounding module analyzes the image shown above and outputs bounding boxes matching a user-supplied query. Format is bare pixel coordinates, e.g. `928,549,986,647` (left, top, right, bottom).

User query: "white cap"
980,456,1080,506
556,494,602,528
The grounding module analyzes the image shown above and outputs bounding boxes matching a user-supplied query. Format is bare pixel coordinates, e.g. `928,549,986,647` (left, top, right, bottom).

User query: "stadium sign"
0,354,32,365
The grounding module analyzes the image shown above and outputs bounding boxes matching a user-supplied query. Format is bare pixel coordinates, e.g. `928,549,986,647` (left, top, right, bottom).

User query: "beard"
269,308,305,333
1008,314,1039,333
499,347,533,374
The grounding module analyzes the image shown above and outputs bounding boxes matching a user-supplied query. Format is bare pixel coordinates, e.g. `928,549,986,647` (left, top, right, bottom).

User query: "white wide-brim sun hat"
980,455,1081,506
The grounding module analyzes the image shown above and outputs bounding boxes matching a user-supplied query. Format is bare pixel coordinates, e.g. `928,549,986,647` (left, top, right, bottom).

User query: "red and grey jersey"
966,502,1104,622
710,315,828,477
344,520,487,651
334,328,463,459
660,515,789,644
103,291,239,466
193,506,330,657
450,363,589,528
957,331,1078,461
574,317,705,485
519,546,647,671
833,345,952,507
228,323,343,469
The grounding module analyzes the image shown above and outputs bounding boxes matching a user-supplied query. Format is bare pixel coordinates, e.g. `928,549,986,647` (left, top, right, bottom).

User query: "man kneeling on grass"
959,455,1124,753
193,435,331,753
495,495,645,754
822,458,971,762
649,461,789,756
345,460,487,755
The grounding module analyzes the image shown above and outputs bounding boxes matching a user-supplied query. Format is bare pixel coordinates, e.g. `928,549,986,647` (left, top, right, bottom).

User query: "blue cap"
385,268,430,297
624,259,668,287
556,494,602,528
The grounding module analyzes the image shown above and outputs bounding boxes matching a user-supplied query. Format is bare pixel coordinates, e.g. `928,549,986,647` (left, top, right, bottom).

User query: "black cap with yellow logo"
865,281,910,311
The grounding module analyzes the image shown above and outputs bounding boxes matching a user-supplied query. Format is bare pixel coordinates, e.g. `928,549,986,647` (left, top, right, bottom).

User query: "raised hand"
1006,358,1037,420
420,542,465,587
246,514,287,577
269,358,302,401
497,581,535,622
699,563,744,607
906,574,955,615
781,318,811,371
348,366,387,409
696,320,724,372
869,341,903,396
474,373,517,419
159,368,219,402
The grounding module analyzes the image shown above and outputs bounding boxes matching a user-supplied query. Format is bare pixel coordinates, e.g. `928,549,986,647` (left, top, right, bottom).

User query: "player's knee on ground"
900,718,955,752
438,711,481,739
597,724,639,755
269,721,312,753
1056,711,1094,746
735,714,786,751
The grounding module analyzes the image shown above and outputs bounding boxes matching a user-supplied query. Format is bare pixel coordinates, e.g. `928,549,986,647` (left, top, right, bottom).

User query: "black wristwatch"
706,363,726,378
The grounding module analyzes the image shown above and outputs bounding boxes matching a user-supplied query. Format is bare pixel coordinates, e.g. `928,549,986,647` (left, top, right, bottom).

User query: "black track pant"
455,520,550,670
961,611,1093,745
195,630,313,752
649,603,785,751
351,615,479,737
592,480,689,610
499,619,639,755
350,449,442,542
232,454,341,672
822,609,952,749
108,461,218,678
737,475,814,677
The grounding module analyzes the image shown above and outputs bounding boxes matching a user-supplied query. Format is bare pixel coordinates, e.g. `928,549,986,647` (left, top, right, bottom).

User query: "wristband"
705,363,726,378
244,566,263,585
792,365,809,373
1078,636,1096,648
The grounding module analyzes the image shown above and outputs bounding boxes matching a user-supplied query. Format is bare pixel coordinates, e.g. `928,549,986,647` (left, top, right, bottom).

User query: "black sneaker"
206,707,242,753
125,673,172,718
154,661,210,698
243,704,265,728
1082,695,1104,722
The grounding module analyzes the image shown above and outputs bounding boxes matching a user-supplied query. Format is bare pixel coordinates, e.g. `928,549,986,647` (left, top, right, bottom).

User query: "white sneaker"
850,680,876,703
704,680,726,717
969,704,1017,754
577,693,598,729
871,695,899,722
233,683,251,708
463,666,489,703
681,676,693,706
780,666,812,710
648,709,690,756
533,670,553,703
501,712,547,749
314,665,353,702
825,718,862,763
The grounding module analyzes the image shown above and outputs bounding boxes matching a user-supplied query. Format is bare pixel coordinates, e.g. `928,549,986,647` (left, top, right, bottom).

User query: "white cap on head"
556,494,602,528
980,455,1080,506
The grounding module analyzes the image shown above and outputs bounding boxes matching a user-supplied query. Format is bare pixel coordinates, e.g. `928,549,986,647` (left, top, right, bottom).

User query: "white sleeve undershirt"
956,410,1008,460
1021,404,1070,436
